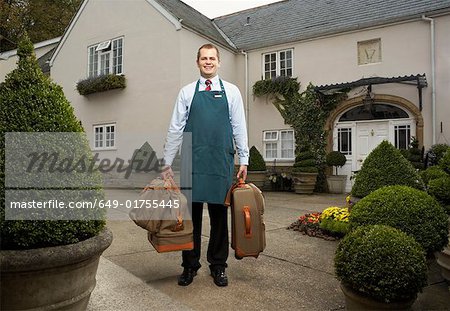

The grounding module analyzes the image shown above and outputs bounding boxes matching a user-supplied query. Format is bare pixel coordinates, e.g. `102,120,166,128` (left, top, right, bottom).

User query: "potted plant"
0,36,112,310
335,225,427,310
325,151,347,194
292,145,318,194
247,146,267,188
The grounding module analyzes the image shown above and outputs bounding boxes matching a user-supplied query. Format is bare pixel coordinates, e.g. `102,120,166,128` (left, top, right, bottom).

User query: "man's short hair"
197,43,220,61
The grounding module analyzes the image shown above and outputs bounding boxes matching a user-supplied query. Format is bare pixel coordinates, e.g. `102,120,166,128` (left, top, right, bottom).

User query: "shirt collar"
200,75,219,86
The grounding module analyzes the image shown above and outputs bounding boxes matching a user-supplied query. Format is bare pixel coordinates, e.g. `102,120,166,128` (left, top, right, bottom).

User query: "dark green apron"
183,79,234,204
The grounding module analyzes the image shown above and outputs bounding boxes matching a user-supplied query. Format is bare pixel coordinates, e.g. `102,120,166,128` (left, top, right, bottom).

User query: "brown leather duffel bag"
129,177,193,253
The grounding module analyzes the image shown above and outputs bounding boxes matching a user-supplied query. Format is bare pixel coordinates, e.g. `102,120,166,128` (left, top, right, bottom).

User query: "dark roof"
153,0,232,48
316,74,428,92
37,47,56,74
214,0,450,50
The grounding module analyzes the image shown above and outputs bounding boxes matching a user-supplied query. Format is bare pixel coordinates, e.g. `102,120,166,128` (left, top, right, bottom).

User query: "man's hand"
160,165,174,179
236,165,247,181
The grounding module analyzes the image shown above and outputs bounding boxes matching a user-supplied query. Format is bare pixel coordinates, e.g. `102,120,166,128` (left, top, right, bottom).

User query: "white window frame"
88,37,123,78
262,48,294,79
93,123,116,150
263,129,295,161
337,127,353,155
389,119,415,150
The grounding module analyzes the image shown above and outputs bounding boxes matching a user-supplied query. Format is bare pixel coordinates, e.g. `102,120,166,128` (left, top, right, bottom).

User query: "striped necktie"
205,79,212,91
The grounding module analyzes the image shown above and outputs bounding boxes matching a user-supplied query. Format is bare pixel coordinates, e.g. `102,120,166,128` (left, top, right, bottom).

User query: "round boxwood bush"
419,166,447,185
326,151,346,175
439,149,450,174
335,225,427,303
326,151,346,167
426,144,450,167
248,146,266,171
351,141,424,198
0,35,105,249
428,176,450,214
350,185,448,254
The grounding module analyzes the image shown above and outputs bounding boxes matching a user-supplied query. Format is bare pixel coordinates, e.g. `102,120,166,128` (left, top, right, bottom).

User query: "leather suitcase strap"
243,206,252,238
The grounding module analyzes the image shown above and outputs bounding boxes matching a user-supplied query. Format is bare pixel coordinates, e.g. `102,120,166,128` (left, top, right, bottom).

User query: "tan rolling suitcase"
225,179,266,259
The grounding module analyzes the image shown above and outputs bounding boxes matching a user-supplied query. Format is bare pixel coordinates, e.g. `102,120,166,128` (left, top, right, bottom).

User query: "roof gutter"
422,15,436,145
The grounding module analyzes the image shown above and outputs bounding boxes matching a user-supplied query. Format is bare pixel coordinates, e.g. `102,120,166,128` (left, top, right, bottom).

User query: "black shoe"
178,268,197,286
211,268,228,287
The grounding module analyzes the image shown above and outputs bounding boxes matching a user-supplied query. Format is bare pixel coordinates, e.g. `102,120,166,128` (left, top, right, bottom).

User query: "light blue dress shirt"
163,75,249,166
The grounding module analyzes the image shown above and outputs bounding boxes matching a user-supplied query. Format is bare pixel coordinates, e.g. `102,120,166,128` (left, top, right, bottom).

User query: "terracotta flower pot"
340,284,416,310
327,175,347,194
292,172,318,194
436,221,450,283
1,227,113,310
246,170,267,188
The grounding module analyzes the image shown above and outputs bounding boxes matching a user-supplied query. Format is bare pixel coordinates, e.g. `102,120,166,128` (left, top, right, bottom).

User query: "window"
338,128,352,155
263,130,294,160
394,125,410,150
339,104,409,121
263,49,293,79
88,37,123,77
94,124,116,149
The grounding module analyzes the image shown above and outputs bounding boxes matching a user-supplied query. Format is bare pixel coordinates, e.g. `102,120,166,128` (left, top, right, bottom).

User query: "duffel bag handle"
165,177,184,232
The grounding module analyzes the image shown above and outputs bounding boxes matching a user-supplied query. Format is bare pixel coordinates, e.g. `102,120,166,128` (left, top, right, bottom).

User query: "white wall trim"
0,36,61,60
144,0,182,30
211,20,237,49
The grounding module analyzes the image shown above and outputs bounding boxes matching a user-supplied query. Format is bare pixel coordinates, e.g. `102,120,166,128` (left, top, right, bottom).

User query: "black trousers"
182,202,229,271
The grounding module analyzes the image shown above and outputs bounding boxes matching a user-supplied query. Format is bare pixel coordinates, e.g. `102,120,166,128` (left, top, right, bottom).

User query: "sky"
182,0,282,18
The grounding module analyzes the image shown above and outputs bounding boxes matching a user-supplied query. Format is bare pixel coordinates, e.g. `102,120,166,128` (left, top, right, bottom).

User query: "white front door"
354,121,389,171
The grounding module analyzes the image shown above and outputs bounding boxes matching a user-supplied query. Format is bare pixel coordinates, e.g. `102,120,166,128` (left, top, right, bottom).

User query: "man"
162,43,249,287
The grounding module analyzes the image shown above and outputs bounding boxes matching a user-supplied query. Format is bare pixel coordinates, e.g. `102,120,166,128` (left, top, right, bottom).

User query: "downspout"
422,15,436,145
241,50,249,132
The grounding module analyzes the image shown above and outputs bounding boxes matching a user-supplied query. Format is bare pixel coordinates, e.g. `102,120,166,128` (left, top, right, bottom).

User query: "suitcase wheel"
235,254,243,260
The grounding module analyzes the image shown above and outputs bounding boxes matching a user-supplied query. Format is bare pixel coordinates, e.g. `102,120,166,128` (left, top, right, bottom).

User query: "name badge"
214,94,222,98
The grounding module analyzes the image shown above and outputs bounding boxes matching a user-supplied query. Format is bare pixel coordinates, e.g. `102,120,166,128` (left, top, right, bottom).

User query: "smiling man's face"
197,47,220,79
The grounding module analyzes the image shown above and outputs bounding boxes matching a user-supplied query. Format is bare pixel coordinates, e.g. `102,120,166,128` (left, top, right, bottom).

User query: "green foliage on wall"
252,76,348,191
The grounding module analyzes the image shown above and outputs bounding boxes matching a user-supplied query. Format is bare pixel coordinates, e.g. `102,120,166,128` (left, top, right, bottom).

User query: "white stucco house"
0,36,61,80
6,0,450,190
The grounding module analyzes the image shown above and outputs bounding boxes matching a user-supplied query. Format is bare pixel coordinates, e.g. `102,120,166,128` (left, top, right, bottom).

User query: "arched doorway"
325,94,423,192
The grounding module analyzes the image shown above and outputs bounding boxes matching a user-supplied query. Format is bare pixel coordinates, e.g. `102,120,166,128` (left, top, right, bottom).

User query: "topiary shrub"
425,144,450,167
76,74,126,95
420,166,447,185
248,146,266,171
439,149,450,174
351,141,424,198
326,151,346,175
0,35,105,249
293,145,318,173
335,225,427,303
428,176,450,215
350,185,449,254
